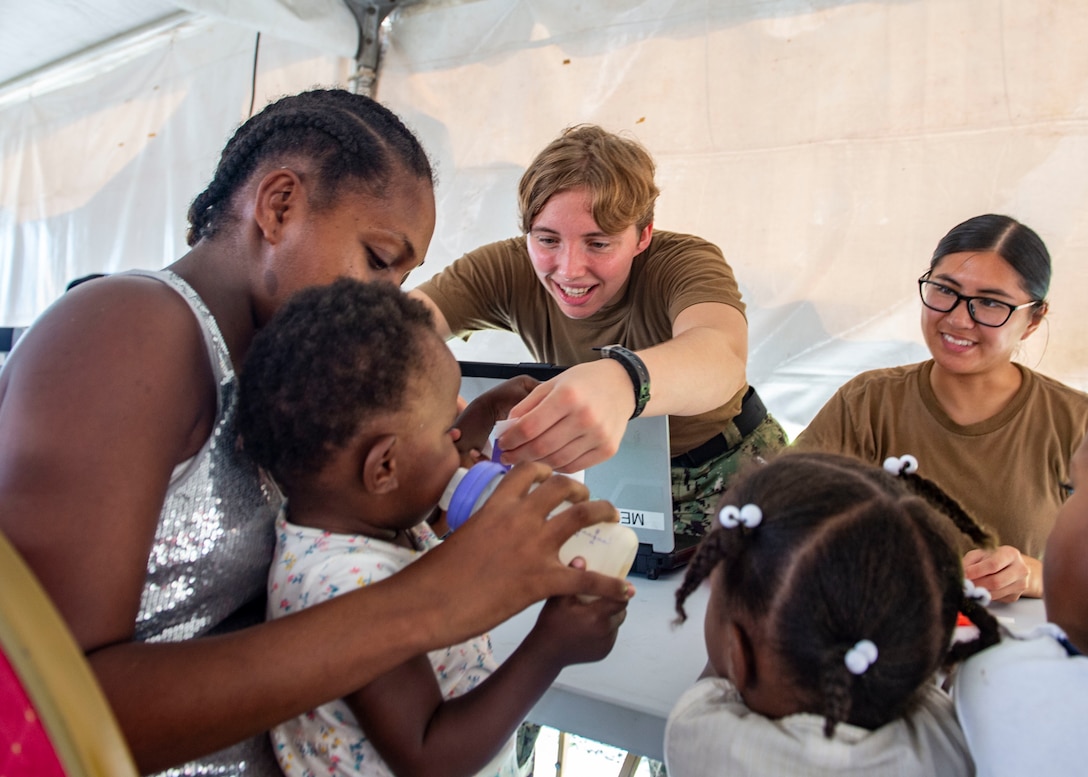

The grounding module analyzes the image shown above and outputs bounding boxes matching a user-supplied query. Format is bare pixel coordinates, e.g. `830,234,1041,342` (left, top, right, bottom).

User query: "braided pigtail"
882,455,995,549
675,498,764,623
819,648,855,737
674,522,730,623
946,586,1003,665
902,472,995,549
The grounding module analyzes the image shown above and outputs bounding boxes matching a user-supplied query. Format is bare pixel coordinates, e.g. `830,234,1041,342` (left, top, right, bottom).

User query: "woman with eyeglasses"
795,214,1088,602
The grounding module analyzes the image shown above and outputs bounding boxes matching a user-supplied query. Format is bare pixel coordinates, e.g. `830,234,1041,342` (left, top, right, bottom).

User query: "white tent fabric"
2,0,1086,436
0,13,351,322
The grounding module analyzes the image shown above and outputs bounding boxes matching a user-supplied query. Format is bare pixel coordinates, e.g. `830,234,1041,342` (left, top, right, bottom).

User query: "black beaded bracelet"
594,344,651,419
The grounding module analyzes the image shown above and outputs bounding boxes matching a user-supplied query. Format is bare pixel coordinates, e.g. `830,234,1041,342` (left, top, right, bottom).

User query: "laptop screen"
457,361,676,554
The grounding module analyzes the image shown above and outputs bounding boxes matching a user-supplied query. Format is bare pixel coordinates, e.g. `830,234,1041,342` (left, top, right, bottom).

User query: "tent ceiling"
0,0,186,89
0,1,428,94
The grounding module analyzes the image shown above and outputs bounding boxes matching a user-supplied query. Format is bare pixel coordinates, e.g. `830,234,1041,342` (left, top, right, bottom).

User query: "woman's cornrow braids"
186,90,432,247
187,109,385,246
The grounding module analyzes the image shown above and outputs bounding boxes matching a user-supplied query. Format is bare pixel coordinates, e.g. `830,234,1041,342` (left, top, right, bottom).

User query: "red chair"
0,530,138,777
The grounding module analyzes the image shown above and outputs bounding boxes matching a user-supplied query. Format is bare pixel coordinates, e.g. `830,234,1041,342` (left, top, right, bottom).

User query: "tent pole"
343,0,421,96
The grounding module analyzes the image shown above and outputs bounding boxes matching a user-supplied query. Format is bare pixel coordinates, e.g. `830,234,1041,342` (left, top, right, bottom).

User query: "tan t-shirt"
415,230,747,454
794,360,1088,558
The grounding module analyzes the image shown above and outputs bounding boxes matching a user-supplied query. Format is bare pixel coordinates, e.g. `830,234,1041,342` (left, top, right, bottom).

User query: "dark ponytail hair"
187,89,433,246
929,214,1050,302
676,451,1001,737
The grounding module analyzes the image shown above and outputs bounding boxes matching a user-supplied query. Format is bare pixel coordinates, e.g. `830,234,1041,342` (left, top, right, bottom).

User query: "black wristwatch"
594,344,651,419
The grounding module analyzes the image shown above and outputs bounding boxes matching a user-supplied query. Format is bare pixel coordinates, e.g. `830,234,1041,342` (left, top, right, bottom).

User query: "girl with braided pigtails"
664,451,1000,777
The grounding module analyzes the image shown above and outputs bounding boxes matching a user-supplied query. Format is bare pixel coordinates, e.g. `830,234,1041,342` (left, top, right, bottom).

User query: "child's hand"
458,448,485,469
524,593,628,668
454,375,539,456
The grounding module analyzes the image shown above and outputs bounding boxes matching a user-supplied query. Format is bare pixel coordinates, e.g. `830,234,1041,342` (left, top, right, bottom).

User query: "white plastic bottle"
438,461,639,581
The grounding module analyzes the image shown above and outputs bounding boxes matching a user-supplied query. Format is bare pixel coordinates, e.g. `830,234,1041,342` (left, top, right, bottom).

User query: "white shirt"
665,676,973,777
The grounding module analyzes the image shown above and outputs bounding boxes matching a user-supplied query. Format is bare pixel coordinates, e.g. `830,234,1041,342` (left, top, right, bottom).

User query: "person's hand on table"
963,545,1041,602
406,462,634,645
496,361,634,473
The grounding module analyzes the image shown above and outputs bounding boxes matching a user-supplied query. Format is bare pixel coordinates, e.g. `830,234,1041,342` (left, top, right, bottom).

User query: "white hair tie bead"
718,503,763,529
882,454,919,476
844,639,879,675
964,579,992,607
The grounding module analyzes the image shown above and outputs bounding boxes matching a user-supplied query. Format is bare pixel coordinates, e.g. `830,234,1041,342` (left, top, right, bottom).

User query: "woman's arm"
0,282,630,773
494,302,748,472
347,594,627,777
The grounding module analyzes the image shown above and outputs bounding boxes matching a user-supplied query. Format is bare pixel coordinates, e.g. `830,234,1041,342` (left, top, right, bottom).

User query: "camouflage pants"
516,721,539,774
671,414,789,538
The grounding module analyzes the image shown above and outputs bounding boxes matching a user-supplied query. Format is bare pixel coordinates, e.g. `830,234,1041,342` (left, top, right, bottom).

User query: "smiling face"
526,188,652,319
921,250,1044,378
255,169,436,326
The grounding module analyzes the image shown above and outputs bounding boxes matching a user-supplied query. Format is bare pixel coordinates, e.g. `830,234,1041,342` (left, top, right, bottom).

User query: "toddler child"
238,278,628,777
664,450,1000,776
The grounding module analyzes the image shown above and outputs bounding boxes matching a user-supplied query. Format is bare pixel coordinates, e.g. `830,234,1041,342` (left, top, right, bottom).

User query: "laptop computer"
457,360,699,579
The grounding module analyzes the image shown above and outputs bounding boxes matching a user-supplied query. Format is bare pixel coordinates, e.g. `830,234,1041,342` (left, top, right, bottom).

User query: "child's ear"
362,434,400,494
726,621,757,693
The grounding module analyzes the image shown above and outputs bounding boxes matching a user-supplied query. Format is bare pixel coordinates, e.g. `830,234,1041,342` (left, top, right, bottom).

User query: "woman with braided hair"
0,89,631,776
663,451,1000,777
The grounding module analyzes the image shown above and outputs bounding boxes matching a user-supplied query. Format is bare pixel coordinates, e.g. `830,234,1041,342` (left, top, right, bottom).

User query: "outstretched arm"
497,302,748,472
347,593,628,777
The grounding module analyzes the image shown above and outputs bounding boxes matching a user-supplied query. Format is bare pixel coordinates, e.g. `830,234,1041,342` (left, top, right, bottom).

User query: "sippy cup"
438,461,638,580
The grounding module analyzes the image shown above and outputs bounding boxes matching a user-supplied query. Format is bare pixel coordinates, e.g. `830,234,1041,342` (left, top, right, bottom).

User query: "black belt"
671,386,767,468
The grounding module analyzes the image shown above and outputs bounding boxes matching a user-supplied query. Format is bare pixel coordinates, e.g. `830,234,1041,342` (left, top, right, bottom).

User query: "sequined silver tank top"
128,270,282,776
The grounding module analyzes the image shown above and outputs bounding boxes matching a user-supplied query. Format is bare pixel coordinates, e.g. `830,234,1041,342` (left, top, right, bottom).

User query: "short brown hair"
517,125,660,235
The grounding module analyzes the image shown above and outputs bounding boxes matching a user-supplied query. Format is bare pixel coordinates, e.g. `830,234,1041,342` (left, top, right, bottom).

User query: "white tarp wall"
2,0,1087,437
0,10,353,322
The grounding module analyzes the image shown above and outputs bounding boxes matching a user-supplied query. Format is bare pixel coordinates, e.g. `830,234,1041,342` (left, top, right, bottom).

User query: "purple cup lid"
446,460,509,531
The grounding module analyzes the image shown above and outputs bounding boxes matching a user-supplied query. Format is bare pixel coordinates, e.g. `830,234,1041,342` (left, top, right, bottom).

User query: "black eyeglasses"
917,276,1040,327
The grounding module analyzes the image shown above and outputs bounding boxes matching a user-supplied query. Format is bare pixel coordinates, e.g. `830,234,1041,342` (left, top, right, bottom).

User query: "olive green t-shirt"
415,230,747,454
794,360,1088,558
